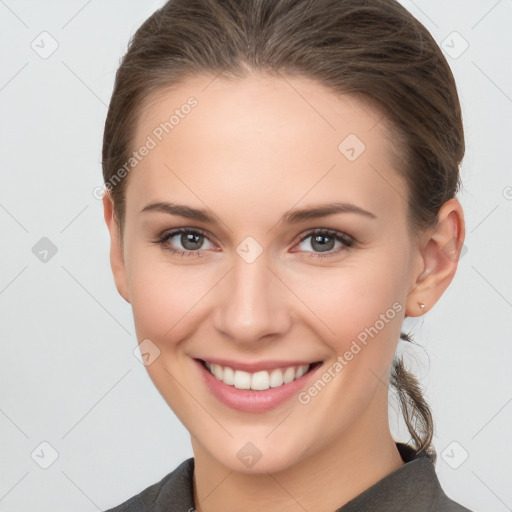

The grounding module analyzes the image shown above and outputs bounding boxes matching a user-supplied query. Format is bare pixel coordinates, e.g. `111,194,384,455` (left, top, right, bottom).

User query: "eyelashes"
152,227,355,259
153,227,215,258
296,228,355,258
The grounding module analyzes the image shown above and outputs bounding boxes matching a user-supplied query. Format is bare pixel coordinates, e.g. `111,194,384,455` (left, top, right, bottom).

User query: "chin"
204,436,308,475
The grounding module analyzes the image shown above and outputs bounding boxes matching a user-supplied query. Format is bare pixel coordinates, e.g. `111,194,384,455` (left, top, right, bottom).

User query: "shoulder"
378,443,476,512
408,448,475,512
103,458,195,512
431,477,475,512
434,492,475,512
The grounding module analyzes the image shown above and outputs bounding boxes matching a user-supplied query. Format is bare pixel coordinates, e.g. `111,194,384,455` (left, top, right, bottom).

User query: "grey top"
104,443,474,511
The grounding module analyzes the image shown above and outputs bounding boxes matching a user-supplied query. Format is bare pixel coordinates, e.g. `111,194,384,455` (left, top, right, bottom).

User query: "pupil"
312,235,333,252
182,233,202,250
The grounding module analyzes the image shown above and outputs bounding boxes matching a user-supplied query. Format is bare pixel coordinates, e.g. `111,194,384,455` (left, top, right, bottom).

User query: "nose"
212,252,292,345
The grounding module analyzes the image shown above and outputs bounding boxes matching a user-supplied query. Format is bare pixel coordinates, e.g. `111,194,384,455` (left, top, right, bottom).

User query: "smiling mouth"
198,359,323,391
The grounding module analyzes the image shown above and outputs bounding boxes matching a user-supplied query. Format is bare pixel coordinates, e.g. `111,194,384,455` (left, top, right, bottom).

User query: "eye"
294,228,354,258
152,227,354,259
153,228,216,257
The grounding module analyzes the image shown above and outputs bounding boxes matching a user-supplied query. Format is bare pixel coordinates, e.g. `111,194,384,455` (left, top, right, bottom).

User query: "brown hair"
102,0,465,463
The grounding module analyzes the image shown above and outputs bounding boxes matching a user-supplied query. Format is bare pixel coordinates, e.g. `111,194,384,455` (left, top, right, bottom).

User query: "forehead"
127,72,408,225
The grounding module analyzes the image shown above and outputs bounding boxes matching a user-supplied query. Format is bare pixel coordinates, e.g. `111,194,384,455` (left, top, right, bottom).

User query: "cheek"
287,259,405,350
129,264,216,343
125,234,409,358
289,261,406,423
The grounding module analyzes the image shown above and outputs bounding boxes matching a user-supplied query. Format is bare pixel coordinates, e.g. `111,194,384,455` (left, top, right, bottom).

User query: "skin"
103,72,465,512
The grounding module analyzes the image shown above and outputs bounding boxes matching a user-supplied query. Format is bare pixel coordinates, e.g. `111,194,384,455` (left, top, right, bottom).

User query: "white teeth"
204,361,311,390
233,370,251,389
295,365,306,378
269,368,283,388
283,367,295,383
223,366,234,385
251,370,269,390
213,364,223,380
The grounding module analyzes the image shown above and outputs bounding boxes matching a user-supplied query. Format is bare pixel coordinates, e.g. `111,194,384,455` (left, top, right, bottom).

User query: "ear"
406,198,465,317
102,192,131,303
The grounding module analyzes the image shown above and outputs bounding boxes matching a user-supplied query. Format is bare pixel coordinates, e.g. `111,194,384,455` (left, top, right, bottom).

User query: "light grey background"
0,1,511,511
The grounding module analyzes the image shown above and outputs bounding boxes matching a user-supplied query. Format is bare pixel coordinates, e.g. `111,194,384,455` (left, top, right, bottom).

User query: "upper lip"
196,357,321,372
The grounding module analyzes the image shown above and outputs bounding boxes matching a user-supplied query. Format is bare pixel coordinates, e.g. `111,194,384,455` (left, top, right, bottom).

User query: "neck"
191,388,404,512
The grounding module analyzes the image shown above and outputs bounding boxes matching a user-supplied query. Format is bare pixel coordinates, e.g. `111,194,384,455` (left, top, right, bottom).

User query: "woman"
101,0,472,510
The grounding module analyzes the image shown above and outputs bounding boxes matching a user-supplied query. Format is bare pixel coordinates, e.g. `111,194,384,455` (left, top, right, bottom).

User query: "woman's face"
106,73,426,473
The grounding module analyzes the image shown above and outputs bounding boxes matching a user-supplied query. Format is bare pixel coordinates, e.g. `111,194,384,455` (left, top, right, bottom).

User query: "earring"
418,302,426,311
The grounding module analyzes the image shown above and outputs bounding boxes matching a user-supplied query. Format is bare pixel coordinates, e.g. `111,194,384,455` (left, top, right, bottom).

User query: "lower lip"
194,358,323,413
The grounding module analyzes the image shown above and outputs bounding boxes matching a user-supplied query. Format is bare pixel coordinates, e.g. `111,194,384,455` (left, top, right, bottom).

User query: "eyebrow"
140,201,377,224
